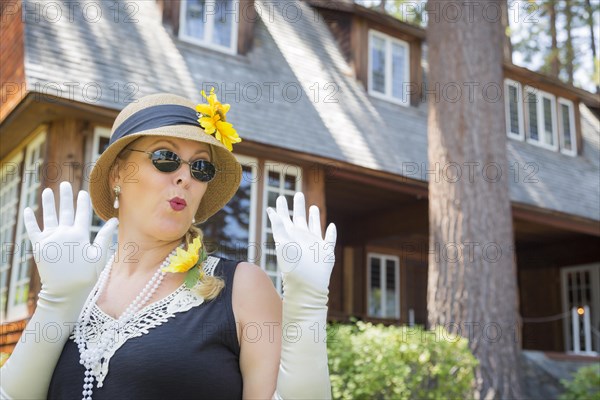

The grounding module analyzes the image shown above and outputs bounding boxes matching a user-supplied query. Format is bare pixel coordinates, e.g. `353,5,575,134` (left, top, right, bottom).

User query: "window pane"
262,163,302,294
0,157,22,317
371,257,381,288
543,97,554,145
508,85,520,134
185,0,206,40
526,92,538,140
201,165,252,260
268,171,280,188
265,253,277,272
371,36,386,94
267,190,278,208
385,260,395,290
99,136,110,154
284,194,294,209
391,43,405,100
369,257,382,317
385,260,397,318
284,174,296,191
561,103,572,151
213,0,234,47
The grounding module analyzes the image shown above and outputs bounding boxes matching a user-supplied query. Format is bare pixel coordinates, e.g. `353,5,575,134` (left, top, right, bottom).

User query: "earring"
192,217,196,224
113,185,121,209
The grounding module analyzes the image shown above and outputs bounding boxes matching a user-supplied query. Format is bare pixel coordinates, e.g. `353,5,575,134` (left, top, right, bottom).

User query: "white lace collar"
71,256,220,387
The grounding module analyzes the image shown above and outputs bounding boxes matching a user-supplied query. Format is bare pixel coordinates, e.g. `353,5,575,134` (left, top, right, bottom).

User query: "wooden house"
1,0,599,357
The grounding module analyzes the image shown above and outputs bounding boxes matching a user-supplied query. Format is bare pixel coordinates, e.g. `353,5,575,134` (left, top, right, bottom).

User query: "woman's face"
111,136,211,241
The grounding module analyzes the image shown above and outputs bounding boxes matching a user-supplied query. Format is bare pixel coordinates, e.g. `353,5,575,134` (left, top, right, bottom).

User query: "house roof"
20,0,600,222
304,0,427,39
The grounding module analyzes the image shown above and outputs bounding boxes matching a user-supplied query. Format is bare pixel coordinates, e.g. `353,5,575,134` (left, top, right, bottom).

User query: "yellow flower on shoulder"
162,237,202,273
196,87,242,151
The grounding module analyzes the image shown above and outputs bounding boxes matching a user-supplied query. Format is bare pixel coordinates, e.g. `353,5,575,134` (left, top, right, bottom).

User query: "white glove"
0,181,118,400
267,192,337,400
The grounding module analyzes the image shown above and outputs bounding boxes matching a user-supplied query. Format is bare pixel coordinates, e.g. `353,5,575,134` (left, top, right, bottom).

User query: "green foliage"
559,364,600,400
327,321,478,399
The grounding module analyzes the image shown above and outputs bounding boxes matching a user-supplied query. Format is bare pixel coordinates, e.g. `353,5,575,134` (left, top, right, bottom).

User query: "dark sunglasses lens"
191,160,216,182
151,150,180,172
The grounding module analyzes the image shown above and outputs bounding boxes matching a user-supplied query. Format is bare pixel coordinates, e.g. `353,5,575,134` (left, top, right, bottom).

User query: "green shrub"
559,364,600,400
327,320,477,400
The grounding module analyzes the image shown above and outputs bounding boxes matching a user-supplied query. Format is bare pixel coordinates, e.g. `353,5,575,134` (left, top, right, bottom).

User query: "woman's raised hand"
0,182,119,400
266,192,337,298
267,192,336,399
23,181,119,299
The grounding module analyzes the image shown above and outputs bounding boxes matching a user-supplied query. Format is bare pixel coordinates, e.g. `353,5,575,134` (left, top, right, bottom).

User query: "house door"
561,264,600,354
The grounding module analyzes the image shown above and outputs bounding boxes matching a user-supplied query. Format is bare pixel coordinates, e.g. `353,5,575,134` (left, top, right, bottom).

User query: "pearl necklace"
73,244,183,400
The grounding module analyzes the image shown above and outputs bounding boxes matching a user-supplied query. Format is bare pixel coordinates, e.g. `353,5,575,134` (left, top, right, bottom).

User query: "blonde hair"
184,224,225,300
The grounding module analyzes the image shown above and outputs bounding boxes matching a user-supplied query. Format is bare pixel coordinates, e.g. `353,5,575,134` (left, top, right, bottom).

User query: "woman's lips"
169,197,187,211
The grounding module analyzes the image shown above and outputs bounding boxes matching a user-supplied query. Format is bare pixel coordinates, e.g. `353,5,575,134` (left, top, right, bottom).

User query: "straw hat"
89,93,242,224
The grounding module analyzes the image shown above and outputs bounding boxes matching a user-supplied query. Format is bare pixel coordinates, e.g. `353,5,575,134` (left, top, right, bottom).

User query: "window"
561,264,600,354
368,30,410,106
524,86,558,151
367,253,400,319
504,79,524,140
0,152,23,322
261,162,302,293
5,132,46,321
558,98,577,156
201,155,258,262
180,0,239,54
86,127,112,242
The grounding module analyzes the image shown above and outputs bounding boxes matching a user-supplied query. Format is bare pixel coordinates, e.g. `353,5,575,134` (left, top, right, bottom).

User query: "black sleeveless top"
48,258,243,399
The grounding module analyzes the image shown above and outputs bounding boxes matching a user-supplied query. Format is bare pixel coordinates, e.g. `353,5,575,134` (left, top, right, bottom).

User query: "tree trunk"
564,0,575,85
426,1,522,399
585,0,600,93
548,1,560,78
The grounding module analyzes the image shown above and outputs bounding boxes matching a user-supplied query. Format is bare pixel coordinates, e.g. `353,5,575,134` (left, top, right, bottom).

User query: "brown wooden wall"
0,320,26,354
1,0,26,122
316,9,353,64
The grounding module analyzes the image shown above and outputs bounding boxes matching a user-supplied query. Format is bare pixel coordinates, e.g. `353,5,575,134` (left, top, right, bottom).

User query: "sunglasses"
127,149,216,182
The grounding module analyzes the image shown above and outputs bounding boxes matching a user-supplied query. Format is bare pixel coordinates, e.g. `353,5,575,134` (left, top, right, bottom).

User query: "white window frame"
504,79,524,141
561,264,600,354
7,131,46,322
558,98,577,156
368,29,410,107
367,252,400,320
179,0,239,55
85,127,112,240
524,86,559,151
0,152,24,322
260,161,302,294
231,154,259,263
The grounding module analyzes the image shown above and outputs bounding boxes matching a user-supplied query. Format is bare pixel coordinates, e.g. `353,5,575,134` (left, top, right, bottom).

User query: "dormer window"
558,98,576,156
179,0,239,54
503,79,577,156
524,86,558,151
504,79,524,140
368,30,410,106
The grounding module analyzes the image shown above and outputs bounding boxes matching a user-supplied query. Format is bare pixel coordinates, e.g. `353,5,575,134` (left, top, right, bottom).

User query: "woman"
0,92,336,399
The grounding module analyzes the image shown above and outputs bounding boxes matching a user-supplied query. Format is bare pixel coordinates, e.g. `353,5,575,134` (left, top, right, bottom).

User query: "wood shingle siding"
1,0,26,122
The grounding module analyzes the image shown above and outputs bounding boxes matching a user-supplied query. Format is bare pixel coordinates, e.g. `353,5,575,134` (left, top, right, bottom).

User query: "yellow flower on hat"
196,87,242,151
